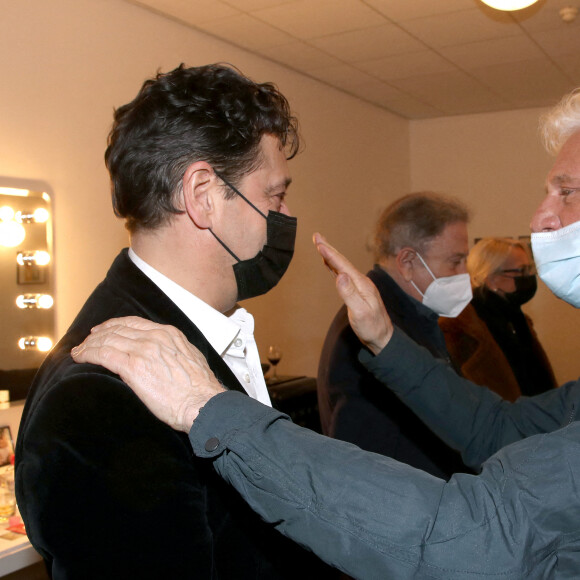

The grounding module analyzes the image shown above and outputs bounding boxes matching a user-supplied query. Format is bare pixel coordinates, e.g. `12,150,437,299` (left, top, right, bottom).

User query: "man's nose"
280,201,291,216
530,197,562,232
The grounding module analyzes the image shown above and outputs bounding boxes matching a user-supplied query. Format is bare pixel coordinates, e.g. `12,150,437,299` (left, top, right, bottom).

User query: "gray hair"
540,88,580,154
373,192,469,261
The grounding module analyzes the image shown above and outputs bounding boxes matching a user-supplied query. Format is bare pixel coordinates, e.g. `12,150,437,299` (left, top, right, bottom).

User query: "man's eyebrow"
550,173,580,185
266,177,292,193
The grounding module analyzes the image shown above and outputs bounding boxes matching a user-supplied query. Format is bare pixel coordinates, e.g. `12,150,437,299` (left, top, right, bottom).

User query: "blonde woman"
439,237,556,401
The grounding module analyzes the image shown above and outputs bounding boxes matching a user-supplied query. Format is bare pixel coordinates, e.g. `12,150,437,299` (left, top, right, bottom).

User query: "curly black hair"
105,63,299,232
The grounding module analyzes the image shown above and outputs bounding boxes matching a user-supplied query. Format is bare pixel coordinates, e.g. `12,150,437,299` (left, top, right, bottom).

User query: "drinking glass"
267,345,283,381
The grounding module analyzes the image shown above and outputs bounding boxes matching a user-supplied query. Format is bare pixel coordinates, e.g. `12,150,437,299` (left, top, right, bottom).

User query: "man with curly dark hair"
16,64,333,579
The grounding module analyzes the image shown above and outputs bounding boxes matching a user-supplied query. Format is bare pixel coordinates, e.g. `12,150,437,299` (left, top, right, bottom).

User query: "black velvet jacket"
318,266,469,480
16,250,332,579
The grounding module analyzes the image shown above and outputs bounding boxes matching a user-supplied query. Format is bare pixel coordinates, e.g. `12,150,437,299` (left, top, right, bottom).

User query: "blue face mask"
531,220,580,308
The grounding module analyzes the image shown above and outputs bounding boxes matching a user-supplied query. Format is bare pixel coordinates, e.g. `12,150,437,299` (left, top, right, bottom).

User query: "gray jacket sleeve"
362,327,580,468
189,391,580,579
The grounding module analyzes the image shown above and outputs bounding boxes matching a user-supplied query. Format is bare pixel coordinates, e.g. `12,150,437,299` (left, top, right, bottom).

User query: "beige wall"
410,109,579,384
0,0,409,378
3,0,575,385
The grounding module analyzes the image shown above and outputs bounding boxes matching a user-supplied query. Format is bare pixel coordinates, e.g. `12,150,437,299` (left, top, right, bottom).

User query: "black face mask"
504,274,537,306
209,173,297,301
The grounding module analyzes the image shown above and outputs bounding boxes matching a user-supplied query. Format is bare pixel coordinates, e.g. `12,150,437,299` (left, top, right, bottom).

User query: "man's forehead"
546,131,580,182
436,221,468,242
424,222,469,255
252,134,292,187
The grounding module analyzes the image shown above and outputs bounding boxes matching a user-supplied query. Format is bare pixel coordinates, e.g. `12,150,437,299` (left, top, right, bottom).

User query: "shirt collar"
128,248,243,356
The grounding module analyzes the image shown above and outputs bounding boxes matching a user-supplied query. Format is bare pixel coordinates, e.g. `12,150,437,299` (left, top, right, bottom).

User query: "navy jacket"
16,249,333,579
318,266,468,478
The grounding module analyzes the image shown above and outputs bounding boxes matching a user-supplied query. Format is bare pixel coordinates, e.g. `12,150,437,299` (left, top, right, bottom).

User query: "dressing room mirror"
0,180,54,398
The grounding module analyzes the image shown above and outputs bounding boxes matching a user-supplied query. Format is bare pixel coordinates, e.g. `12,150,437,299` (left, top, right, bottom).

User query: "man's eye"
561,188,579,197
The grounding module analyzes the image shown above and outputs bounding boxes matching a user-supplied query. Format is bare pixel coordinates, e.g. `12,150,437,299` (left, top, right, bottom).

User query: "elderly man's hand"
314,233,393,355
71,316,225,432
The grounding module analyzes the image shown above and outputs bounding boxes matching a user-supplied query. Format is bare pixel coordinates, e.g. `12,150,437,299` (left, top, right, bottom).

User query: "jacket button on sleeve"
205,437,220,452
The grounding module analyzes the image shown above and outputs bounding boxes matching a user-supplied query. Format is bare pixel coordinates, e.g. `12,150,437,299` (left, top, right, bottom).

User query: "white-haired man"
71,89,580,578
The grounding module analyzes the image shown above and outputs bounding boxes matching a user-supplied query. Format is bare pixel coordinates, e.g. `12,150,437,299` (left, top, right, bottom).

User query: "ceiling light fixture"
480,0,539,10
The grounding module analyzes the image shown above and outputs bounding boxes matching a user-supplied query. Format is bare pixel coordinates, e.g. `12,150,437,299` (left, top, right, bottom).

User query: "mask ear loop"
208,228,241,262
410,280,425,298
208,170,270,261
207,170,266,262
414,251,437,281
214,171,268,219
410,251,436,298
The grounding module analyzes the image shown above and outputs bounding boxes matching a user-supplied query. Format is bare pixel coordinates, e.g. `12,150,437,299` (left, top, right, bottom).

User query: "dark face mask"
209,173,297,301
505,274,537,306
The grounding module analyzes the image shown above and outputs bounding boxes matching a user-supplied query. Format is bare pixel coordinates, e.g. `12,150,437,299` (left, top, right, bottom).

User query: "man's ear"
396,247,417,282
181,162,219,229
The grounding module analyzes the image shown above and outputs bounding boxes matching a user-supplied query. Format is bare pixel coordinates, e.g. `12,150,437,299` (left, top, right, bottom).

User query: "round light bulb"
33,208,49,223
37,337,53,352
480,0,538,10
0,220,26,247
34,251,50,266
38,294,54,309
0,206,15,222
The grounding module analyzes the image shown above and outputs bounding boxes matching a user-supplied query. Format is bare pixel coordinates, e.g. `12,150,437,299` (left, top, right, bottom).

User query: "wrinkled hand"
314,233,393,355
71,316,225,432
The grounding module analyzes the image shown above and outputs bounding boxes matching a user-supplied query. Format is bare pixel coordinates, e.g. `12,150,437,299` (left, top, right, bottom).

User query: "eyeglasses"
496,265,536,278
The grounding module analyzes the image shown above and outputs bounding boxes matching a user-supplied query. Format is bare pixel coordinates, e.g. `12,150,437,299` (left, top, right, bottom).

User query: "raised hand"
313,233,393,355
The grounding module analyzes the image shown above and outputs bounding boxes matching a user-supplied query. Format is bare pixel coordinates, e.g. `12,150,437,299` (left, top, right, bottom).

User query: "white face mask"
531,220,580,308
411,253,472,318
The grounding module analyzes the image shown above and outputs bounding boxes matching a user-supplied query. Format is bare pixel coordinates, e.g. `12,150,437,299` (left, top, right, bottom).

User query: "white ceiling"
126,0,580,119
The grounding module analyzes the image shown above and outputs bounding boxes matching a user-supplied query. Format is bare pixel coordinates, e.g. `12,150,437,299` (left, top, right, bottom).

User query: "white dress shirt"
128,248,271,406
